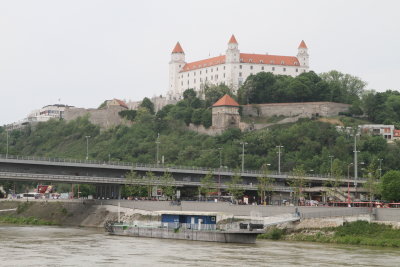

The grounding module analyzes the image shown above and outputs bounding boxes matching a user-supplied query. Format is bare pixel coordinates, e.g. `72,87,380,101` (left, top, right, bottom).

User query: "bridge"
0,154,366,199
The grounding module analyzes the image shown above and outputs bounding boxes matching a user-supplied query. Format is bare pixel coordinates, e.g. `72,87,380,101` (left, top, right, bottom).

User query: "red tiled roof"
298,40,307,49
115,99,128,109
172,42,184,53
180,55,225,72
228,34,238,44
213,94,239,107
240,53,300,66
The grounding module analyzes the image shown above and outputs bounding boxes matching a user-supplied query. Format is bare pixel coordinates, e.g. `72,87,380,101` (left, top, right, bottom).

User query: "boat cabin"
159,211,219,231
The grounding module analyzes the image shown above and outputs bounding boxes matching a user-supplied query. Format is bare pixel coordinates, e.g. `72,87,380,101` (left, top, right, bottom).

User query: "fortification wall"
242,102,350,118
64,106,130,129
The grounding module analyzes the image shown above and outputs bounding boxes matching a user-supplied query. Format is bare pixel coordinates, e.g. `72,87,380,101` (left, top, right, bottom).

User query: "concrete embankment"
1,200,400,229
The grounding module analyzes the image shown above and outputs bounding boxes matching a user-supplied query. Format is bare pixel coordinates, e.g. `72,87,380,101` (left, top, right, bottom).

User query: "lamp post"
352,133,360,184
276,145,284,175
6,130,9,159
347,163,353,205
378,158,383,178
85,136,90,160
328,155,334,176
240,142,248,173
218,148,222,199
156,133,160,166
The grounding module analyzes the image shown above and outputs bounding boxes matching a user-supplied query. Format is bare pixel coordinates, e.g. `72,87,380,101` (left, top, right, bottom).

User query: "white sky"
1,0,399,125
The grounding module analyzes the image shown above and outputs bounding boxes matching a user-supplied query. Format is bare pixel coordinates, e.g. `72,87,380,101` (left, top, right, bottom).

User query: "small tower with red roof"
169,42,186,100
212,94,240,130
297,40,309,68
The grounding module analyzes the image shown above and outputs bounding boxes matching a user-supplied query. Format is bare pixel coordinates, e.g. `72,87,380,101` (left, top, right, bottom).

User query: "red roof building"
168,35,309,100
212,94,239,107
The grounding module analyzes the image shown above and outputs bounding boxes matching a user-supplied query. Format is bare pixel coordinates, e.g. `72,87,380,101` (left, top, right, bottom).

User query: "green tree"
227,171,244,203
160,171,176,199
381,170,400,202
143,171,158,198
363,162,381,205
200,171,215,199
288,165,307,205
123,170,148,198
140,97,155,114
257,165,275,205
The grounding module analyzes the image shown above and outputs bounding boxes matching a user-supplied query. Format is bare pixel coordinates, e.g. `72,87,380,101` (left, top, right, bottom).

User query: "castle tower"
297,40,309,67
225,35,241,92
212,94,240,130
168,42,186,100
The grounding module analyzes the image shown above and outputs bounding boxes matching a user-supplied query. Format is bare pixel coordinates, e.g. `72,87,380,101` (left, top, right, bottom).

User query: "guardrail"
0,154,366,182
0,171,294,190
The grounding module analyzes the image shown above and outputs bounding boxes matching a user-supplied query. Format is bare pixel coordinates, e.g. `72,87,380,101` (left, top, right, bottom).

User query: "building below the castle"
168,35,309,100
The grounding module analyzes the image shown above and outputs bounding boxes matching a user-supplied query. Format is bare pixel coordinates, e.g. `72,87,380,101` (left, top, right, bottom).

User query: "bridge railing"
0,154,366,182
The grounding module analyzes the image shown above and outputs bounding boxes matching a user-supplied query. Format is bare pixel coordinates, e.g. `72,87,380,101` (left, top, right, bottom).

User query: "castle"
168,35,309,100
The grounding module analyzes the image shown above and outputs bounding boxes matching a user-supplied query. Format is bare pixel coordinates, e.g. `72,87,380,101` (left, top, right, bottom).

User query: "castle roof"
180,53,300,72
212,94,239,107
180,55,226,72
228,34,238,44
172,42,184,53
298,40,307,49
240,53,300,66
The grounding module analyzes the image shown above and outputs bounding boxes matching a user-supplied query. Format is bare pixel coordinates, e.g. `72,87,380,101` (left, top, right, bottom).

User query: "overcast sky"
1,0,399,125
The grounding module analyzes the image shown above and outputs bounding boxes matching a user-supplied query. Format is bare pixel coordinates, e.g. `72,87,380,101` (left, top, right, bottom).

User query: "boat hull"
108,226,260,244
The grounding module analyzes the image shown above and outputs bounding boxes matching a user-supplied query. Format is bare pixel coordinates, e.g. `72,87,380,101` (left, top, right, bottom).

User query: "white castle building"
168,35,309,100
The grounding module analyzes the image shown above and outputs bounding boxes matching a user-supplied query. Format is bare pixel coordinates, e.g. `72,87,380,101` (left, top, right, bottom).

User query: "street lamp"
6,130,9,159
328,155,334,176
85,136,91,160
276,145,284,175
240,142,248,173
156,133,160,166
347,163,353,205
218,148,222,199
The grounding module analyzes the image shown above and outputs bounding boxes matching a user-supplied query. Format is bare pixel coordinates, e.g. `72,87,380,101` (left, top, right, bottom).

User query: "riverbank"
259,220,400,248
0,200,118,227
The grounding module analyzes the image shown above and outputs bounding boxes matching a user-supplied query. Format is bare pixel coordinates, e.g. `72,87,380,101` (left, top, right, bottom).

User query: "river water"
0,225,399,266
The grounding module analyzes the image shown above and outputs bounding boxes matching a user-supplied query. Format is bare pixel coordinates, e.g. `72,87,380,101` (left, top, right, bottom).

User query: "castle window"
272,67,275,71
281,61,285,65
179,65,181,68
206,69,208,73
215,75,218,80
239,72,242,77
200,71,202,74
223,66,226,70
200,78,203,82
216,67,218,71
211,75,213,80
283,68,286,72
211,68,213,72
223,73,226,78
296,68,298,72
181,81,183,86
239,65,242,69
206,77,208,81
194,79,196,83
194,72,196,76
249,59,253,63
187,80,189,85
250,66,253,70
187,73,189,77
261,66,264,70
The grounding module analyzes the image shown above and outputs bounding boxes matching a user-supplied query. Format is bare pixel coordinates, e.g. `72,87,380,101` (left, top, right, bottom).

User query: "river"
0,225,399,266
